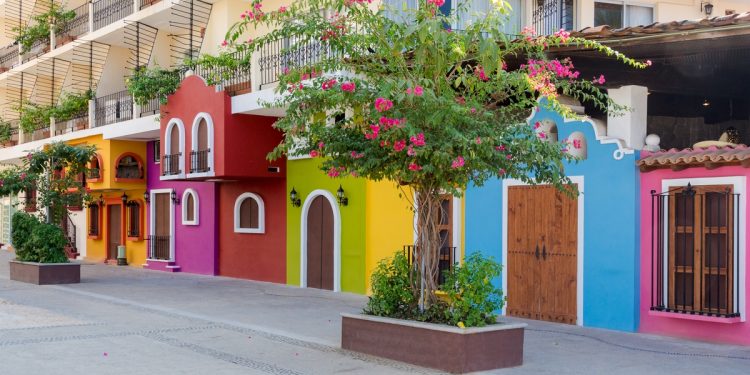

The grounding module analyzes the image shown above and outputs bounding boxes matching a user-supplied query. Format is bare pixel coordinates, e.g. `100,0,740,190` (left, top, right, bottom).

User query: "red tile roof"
638,145,750,171
571,12,750,40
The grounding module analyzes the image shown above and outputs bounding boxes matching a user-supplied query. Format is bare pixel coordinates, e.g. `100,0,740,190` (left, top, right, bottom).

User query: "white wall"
96,46,131,96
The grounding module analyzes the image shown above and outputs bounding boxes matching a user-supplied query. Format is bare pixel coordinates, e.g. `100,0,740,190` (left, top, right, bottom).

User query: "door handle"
542,244,547,260
535,245,540,260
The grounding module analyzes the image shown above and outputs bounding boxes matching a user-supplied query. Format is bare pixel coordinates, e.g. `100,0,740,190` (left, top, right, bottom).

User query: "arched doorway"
306,195,335,290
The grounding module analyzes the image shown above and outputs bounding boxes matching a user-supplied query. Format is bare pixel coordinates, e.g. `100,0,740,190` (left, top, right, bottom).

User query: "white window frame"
593,0,654,28
188,112,215,179
181,189,199,226
234,192,265,234
661,176,746,322
162,118,186,180
148,189,176,262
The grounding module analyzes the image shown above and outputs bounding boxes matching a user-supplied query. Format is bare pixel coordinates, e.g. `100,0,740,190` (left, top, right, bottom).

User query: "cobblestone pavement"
1,250,749,375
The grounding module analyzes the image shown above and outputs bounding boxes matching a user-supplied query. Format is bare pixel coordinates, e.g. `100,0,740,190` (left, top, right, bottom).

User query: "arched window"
190,113,214,175
181,189,199,226
234,193,265,234
87,154,102,181
163,118,185,176
114,153,144,181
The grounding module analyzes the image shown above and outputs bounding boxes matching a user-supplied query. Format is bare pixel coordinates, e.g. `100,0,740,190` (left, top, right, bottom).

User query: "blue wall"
465,106,640,331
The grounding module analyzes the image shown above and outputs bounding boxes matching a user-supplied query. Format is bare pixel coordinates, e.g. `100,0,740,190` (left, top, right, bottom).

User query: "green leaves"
12,212,68,264
126,66,182,106
442,252,505,327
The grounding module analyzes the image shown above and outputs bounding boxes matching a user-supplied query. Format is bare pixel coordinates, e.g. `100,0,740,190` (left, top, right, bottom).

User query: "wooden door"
152,193,171,260
507,185,578,324
107,205,121,260
307,196,334,290
197,119,208,151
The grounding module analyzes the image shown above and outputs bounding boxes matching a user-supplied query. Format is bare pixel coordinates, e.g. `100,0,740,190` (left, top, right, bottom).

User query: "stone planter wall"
9,260,81,285
341,313,525,373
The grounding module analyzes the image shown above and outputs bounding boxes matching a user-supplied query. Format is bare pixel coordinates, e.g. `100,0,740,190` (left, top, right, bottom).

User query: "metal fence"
59,3,90,40
148,235,171,260
0,44,18,72
190,149,210,173
94,90,133,127
93,0,134,31
532,0,575,36
140,97,161,116
403,245,456,286
185,49,251,96
162,153,181,176
257,38,338,87
650,184,741,318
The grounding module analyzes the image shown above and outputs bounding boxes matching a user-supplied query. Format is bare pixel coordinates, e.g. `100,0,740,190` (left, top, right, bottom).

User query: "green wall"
286,158,367,294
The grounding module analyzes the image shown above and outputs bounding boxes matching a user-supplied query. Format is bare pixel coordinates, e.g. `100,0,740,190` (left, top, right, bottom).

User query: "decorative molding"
181,189,199,226
300,189,342,292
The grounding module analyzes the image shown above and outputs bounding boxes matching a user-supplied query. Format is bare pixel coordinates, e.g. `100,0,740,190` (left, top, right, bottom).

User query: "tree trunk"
413,186,442,310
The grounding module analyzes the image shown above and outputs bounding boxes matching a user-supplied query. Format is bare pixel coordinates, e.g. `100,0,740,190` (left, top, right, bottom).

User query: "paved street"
1,250,749,375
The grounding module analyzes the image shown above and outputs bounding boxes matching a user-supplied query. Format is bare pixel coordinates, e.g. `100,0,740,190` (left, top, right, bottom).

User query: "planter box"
9,260,80,285
341,313,525,373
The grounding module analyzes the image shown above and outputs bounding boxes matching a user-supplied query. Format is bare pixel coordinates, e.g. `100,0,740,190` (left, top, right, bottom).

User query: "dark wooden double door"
307,196,334,290
507,185,578,324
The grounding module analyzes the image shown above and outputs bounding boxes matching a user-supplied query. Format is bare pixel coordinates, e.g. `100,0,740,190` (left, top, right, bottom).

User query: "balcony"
257,37,338,88
532,0,575,36
185,49,252,97
189,149,210,173
57,3,91,46
147,235,171,260
0,44,19,73
162,153,182,176
93,0,135,31
94,90,134,127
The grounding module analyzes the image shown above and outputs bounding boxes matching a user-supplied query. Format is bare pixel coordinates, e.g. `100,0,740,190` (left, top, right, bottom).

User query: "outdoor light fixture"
703,99,711,107
121,192,128,204
337,185,349,206
143,190,150,204
701,1,714,15
171,190,180,204
290,187,301,207
98,194,106,207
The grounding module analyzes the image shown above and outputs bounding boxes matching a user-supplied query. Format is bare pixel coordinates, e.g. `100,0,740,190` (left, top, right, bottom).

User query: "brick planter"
341,313,525,373
9,260,81,285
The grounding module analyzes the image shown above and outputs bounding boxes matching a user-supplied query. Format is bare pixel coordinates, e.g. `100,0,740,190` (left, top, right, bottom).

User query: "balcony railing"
94,90,133,127
140,97,161,116
21,38,50,64
86,168,101,180
258,38,338,87
148,235,171,260
532,0,575,36
93,0,134,31
403,244,456,286
185,49,252,96
59,3,91,42
162,153,181,176
190,149,210,173
0,44,18,72
139,0,163,10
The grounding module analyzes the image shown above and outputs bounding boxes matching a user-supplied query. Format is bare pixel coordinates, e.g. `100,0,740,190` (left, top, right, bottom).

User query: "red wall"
217,178,286,282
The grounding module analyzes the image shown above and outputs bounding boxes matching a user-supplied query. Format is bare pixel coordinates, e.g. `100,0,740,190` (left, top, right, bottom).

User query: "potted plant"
226,0,647,371
14,4,75,54
0,142,96,284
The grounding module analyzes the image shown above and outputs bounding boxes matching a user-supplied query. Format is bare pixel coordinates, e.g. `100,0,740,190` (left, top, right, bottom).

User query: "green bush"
11,212,68,263
442,252,505,327
364,252,416,318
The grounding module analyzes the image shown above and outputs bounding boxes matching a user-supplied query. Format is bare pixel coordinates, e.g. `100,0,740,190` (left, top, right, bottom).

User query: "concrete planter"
341,313,525,373
9,260,81,285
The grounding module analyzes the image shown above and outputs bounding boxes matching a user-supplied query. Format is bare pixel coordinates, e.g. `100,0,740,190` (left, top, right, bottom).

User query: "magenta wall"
146,141,218,275
639,164,749,345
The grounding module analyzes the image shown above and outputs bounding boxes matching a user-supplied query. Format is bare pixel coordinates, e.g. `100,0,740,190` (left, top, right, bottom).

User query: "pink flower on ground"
408,163,422,171
278,6,287,13
393,140,406,152
341,82,356,92
327,167,340,177
410,133,425,147
413,86,424,96
451,156,465,169
309,150,319,157
374,98,393,112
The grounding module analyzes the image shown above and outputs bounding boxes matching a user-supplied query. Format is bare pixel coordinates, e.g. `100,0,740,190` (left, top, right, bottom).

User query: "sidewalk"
1,250,749,374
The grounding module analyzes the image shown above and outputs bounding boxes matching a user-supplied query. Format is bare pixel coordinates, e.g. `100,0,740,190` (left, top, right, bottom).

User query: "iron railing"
86,167,101,180
139,0,163,10
162,153,181,176
184,49,252,96
93,0,134,31
650,184,741,318
94,90,133,127
22,38,50,63
404,245,456,286
62,214,78,258
532,0,575,36
190,149,210,173
140,97,160,116
148,235,171,260
258,37,338,87
0,44,18,72
59,3,90,41
2,124,19,147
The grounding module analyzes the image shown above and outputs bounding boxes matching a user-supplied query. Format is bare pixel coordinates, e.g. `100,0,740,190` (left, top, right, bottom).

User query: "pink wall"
639,165,750,345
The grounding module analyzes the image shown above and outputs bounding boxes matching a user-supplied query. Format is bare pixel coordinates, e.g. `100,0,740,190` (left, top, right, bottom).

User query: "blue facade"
465,105,641,331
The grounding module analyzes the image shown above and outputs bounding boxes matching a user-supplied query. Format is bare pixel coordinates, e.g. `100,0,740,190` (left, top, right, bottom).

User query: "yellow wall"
364,179,413,293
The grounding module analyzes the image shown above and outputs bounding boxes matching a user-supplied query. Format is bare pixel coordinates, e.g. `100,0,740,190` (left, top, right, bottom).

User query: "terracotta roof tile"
638,145,750,171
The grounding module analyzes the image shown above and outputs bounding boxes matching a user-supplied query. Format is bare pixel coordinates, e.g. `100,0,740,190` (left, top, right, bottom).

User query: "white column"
50,117,56,137
133,95,142,119
251,50,260,92
88,99,96,129
134,0,140,14
607,85,648,150
50,24,56,50
88,2,95,33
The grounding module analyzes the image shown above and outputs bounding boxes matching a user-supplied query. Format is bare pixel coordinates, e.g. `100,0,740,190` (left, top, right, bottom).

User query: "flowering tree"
224,0,646,307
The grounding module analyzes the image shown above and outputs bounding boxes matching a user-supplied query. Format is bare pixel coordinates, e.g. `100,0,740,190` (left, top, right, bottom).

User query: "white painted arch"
163,118,185,180
189,112,215,178
181,188,199,226
300,189,342,292
234,192,265,234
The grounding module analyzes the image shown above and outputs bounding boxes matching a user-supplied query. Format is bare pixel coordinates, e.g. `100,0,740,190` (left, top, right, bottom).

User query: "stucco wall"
465,105,641,331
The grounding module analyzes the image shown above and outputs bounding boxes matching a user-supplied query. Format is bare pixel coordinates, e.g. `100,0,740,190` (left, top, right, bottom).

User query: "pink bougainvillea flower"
427,0,445,6
646,60,652,66
393,140,406,152
410,133,425,147
309,150,319,158
278,6,287,13
451,156,465,169
495,145,505,151
254,2,262,10
20,173,26,180
533,121,541,129
470,107,476,114
247,38,253,44
341,82,356,92
498,168,506,176
318,141,325,149
240,13,247,19
538,131,546,139
553,28,571,43
455,96,466,105
408,162,422,171
594,74,606,85
365,124,380,139
475,137,482,144
351,151,364,158
572,139,582,149
474,66,489,81
327,167,340,177
413,86,424,96
506,154,512,160
321,79,337,90
405,88,413,95
407,146,416,156
379,140,389,147
374,98,393,112
282,67,290,74
221,40,228,47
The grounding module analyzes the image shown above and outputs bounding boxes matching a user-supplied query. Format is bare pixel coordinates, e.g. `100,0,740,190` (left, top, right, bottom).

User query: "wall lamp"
290,187,301,207
143,190,150,204
171,190,180,205
97,194,106,207
701,1,714,16
121,192,128,204
337,185,348,206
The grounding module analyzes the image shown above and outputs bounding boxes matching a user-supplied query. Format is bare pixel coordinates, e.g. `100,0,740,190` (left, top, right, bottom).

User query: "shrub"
442,253,505,327
11,212,68,263
365,252,417,318
11,212,39,261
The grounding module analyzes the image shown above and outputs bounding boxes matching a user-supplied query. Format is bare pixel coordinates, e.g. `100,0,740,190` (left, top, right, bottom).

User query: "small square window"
154,140,161,164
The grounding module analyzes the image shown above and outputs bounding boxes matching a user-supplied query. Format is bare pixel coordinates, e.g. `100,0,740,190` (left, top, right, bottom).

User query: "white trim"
187,112,216,179
660,176,747,322
502,176,585,326
300,190,342,292
181,189,199,226
233,192,265,234
452,196,462,265
161,118,186,180
148,189,175,262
